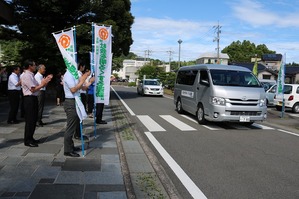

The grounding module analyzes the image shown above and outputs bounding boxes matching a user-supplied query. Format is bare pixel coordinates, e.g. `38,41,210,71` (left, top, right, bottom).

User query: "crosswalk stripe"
137,115,166,132
251,123,274,130
180,115,223,130
160,115,196,131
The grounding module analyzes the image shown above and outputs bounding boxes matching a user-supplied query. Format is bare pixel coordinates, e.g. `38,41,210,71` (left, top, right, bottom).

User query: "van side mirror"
200,79,210,87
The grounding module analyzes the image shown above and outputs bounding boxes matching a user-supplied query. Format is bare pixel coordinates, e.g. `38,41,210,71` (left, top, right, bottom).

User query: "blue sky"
130,0,299,63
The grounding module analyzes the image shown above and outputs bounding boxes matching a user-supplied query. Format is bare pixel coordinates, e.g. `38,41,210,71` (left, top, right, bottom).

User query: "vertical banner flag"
276,54,285,99
52,27,87,121
93,24,112,105
252,57,258,77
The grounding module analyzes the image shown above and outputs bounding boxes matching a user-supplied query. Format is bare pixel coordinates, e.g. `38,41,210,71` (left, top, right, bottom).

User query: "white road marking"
111,86,136,116
145,131,207,199
277,129,299,137
180,115,223,130
137,115,166,132
252,123,274,130
160,115,196,131
289,114,299,117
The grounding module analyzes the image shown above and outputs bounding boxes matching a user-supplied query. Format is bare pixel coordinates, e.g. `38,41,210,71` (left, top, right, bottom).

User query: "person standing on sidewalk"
21,60,52,147
78,62,87,110
63,69,94,157
96,103,107,124
7,66,21,124
35,64,47,127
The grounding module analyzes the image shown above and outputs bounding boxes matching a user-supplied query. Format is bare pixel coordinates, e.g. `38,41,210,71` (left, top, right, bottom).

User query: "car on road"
265,84,277,106
274,84,299,113
137,79,164,96
259,79,276,91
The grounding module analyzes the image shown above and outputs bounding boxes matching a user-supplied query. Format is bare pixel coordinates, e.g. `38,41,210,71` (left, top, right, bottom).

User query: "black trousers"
24,96,38,144
37,90,45,123
96,103,104,122
80,93,86,110
7,90,20,122
87,94,94,114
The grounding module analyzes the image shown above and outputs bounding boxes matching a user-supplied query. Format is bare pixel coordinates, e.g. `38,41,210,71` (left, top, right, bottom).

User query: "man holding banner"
63,69,94,157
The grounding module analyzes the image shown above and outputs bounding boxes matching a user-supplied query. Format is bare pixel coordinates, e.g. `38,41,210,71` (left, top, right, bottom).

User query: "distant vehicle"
259,79,276,91
174,64,267,125
274,84,299,113
265,84,277,106
137,79,164,96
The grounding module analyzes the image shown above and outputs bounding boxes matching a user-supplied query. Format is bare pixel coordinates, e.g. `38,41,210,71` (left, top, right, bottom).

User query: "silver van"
174,64,267,124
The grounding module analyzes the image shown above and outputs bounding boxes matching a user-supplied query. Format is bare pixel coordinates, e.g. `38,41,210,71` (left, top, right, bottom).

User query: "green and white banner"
53,27,87,121
93,24,112,105
52,27,78,80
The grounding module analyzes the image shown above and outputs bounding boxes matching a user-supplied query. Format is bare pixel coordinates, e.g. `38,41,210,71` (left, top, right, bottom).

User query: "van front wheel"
176,98,184,114
196,104,207,124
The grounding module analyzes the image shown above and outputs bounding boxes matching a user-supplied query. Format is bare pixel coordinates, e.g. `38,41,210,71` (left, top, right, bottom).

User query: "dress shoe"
36,123,43,127
25,143,38,147
96,120,107,124
74,135,88,140
39,121,47,125
7,120,19,124
73,146,81,151
64,152,80,157
32,139,40,144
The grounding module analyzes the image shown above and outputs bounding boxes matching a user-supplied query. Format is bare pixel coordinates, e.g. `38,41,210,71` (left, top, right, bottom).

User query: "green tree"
222,40,275,63
2,0,134,73
136,65,164,80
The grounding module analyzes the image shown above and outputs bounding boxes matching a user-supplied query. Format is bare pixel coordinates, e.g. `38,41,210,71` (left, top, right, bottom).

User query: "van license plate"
240,116,250,122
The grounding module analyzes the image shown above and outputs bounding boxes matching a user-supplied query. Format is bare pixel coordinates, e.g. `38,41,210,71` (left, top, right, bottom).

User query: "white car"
274,84,299,113
137,79,164,96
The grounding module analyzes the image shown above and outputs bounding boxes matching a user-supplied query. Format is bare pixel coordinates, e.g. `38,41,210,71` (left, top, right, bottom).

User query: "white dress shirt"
63,70,80,99
34,72,46,91
8,72,21,90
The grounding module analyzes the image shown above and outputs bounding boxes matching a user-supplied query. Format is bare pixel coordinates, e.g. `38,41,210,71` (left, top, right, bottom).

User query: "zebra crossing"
136,114,275,132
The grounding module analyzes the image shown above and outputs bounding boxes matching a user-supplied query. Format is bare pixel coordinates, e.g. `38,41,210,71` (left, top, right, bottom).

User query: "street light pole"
178,39,182,68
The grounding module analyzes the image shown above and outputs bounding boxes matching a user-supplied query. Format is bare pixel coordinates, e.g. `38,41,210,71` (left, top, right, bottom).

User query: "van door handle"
197,87,199,90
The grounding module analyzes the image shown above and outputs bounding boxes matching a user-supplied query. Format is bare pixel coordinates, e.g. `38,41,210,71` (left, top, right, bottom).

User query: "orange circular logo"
99,28,109,40
58,34,71,49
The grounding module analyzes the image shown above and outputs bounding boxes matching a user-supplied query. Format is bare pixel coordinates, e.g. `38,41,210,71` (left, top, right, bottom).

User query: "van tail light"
288,95,294,101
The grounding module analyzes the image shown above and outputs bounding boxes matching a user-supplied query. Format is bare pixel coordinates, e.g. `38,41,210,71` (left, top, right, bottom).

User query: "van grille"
227,98,259,106
230,111,262,116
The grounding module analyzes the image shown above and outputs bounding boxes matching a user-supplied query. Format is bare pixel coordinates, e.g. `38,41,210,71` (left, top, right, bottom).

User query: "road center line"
111,86,136,116
145,131,207,199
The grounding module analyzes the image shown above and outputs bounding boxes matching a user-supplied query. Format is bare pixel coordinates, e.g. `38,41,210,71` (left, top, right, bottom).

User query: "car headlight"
260,99,266,107
144,86,149,90
211,96,225,105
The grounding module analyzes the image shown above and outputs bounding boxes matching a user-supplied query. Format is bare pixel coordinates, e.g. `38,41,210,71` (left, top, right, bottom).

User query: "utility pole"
213,21,221,64
144,49,152,63
166,50,174,72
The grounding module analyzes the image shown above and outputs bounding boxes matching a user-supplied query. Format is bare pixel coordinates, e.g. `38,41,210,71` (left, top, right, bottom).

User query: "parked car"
137,79,164,96
274,84,299,113
265,84,277,106
259,79,276,91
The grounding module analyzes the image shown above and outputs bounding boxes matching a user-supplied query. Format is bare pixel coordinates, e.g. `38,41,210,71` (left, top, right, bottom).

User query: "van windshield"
210,69,262,87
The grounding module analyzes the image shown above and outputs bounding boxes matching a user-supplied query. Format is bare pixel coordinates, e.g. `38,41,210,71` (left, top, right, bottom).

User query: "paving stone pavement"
0,100,127,199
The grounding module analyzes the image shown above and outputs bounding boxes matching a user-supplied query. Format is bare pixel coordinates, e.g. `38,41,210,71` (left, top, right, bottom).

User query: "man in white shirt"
63,69,94,157
7,66,21,124
34,64,47,127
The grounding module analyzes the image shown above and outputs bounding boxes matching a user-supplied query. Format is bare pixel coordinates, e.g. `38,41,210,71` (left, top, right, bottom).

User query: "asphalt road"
112,85,299,199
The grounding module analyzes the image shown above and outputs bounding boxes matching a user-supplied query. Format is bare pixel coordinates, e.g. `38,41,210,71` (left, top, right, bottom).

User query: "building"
196,52,229,65
114,58,150,82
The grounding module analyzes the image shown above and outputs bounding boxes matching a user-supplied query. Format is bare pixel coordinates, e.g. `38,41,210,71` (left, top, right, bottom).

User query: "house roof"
262,54,282,61
198,52,229,59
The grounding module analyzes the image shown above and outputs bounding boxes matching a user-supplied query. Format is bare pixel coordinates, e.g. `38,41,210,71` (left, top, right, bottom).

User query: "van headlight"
211,97,225,105
259,99,266,107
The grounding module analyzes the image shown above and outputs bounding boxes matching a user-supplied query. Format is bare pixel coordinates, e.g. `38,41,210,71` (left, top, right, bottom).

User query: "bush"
128,82,136,87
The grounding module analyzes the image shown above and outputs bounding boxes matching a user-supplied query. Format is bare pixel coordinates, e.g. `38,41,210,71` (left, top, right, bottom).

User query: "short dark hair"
23,59,35,69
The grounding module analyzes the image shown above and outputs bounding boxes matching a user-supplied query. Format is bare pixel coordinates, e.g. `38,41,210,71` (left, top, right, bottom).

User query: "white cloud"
231,0,299,27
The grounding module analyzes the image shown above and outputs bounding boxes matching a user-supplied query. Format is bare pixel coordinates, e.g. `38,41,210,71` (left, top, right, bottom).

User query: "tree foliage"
136,65,164,80
221,40,276,63
1,0,134,73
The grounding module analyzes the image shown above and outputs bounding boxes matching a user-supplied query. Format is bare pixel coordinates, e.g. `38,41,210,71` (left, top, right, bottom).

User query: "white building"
114,58,150,82
196,52,230,65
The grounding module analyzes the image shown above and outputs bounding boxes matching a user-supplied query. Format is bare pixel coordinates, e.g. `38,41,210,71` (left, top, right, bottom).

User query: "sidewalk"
0,91,174,199
0,100,127,198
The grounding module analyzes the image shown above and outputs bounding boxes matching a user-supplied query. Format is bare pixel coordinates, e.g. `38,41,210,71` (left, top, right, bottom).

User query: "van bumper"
205,105,267,122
